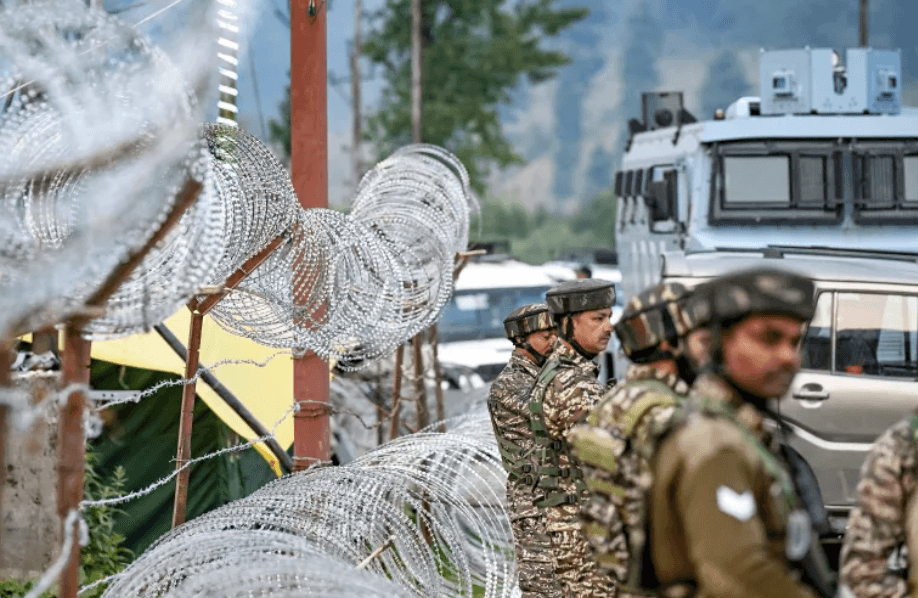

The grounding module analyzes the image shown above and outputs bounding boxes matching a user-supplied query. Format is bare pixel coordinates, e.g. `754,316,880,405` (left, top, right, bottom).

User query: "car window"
439,286,551,342
835,293,918,377
801,292,832,371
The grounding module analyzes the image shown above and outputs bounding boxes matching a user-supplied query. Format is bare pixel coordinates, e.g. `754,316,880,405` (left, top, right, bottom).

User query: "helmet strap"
561,315,598,360
521,341,548,367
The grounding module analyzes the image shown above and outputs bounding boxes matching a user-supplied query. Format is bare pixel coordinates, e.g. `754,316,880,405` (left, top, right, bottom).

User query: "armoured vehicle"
616,46,918,312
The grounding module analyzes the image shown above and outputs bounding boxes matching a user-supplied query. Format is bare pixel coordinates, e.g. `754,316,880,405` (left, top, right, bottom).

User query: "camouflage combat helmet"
545,279,616,316
614,282,695,363
504,303,553,343
693,267,816,326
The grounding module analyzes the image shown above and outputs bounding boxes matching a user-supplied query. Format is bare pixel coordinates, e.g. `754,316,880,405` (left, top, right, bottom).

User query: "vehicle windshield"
438,286,551,343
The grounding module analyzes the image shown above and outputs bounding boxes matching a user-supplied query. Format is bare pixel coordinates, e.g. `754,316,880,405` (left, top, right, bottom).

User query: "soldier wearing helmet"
526,279,617,598
568,282,702,597
487,303,561,598
647,267,836,598
839,407,918,598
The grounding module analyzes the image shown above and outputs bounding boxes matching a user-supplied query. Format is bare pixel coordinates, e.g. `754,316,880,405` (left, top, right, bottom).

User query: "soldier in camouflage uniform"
646,268,837,598
568,282,701,597
527,279,617,598
487,303,562,598
839,409,918,598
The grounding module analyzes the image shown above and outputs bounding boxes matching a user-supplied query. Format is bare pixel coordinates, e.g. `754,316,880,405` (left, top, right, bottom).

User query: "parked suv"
661,246,918,540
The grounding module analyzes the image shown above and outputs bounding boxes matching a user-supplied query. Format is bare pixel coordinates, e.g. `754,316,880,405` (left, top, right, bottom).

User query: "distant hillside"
488,0,918,211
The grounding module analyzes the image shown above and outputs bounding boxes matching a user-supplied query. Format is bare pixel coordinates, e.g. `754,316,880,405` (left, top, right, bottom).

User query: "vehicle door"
780,288,918,514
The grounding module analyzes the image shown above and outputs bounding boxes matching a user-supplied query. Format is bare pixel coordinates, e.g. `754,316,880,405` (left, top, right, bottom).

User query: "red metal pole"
59,327,91,598
290,0,330,469
171,310,204,528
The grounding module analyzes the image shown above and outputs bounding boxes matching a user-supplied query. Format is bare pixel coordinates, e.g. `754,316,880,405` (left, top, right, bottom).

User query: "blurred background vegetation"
469,190,616,264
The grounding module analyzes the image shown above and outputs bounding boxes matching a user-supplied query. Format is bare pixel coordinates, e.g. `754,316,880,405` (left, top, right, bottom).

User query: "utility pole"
411,0,422,144
291,0,331,470
859,0,869,47
409,0,428,431
350,0,363,191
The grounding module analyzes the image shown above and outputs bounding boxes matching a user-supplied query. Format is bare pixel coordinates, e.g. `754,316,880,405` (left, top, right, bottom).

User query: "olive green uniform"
840,411,918,598
487,348,563,598
570,364,689,598
648,372,822,598
530,338,614,598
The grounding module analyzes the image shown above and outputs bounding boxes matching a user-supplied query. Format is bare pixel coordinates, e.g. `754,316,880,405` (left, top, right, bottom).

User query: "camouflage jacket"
487,348,542,516
568,364,689,585
528,339,606,529
840,412,918,598
648,373,824,598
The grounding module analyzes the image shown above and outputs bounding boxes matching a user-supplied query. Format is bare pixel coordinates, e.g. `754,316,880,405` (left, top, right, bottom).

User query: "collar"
625,363,690,396
553,338,599,374
688,372,766,438
509,347,542,378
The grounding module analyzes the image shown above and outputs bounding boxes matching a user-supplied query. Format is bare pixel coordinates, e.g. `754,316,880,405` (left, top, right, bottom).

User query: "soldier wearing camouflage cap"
645,267,837,598
487,303,562,598
568,282,700,597
526,279,617,598
839,408,918,598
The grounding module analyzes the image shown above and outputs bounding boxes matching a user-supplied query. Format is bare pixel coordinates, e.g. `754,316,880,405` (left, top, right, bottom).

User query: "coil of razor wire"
0,0,234,338
101,406,516,598
202,137,478,368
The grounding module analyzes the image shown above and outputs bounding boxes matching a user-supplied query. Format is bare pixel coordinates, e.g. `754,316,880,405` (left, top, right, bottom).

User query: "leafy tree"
363,0,589,192
571,190,616,246
468,191,617,264
470,199,531,241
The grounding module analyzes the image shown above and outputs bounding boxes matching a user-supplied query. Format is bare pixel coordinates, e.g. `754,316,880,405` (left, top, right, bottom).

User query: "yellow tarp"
91,309,295,476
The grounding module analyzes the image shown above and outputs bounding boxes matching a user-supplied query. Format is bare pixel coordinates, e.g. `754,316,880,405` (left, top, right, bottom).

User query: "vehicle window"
904,156,918,202
801,292,832,371
439,286,551,343
723,156,790,204
835,293,918,377
858,155,896,209
799,156,828,204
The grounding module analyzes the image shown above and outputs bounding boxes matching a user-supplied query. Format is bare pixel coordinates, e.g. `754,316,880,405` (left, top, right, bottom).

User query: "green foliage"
0,451,133,598
0,579,54,598
363,0,588,192
470,191,617,264
80,451,134,598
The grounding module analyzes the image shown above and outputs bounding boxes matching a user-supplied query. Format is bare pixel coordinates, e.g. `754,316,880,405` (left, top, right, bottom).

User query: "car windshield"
438,286,551,343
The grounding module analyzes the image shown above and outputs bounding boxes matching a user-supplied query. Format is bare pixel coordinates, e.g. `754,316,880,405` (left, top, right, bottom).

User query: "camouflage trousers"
511,513,564,598
545,527,617,598
508,488,563,598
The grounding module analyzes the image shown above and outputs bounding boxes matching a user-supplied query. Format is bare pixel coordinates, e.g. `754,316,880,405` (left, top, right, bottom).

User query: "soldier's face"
721,314,805,398
527,330,556,357
571,308,613,354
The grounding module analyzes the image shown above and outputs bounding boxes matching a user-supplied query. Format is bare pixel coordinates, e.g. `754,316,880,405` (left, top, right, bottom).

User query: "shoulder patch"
716,485,756,521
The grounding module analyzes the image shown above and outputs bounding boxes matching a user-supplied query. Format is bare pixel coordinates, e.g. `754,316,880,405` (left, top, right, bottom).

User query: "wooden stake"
171,310,204,528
